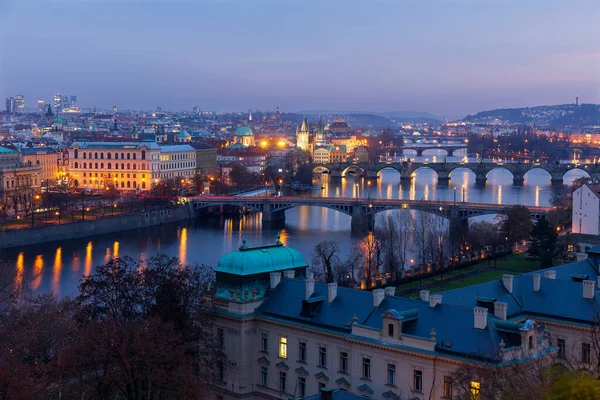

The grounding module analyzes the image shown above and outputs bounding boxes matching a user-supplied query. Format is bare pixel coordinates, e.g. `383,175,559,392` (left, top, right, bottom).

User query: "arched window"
127,153,131,160
142,181,146,189
95,152,98,159
133,153,137,160
121,153,125,160
114,153,118,160
108,153,111,160
133,164,136,170
141,150,146,160
127,181,131,188
88,152,92,159
108,163,111,169
101,163,104,169
83,152,86,159
83,162,87,168
127,163,130,170
121,163,125,170
95,163,98,169
74,149,79,159
121,181,125,188
133,181,137,188
100,153,104,159
74,162,78,168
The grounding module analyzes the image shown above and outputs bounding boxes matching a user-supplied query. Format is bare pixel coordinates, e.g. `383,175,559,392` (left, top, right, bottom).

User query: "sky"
1,0,599,117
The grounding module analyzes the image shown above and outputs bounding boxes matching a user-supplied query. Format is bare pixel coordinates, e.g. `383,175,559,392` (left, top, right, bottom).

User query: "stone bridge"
400,144,467,157
314,160,600,186
189,196,552,234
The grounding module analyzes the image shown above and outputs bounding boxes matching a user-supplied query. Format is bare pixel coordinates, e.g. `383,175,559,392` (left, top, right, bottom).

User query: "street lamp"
453,187,456,206
462,185,466,202
355,182,359,201
367,180,371,201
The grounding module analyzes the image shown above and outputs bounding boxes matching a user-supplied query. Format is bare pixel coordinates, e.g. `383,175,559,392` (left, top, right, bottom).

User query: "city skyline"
1,0,599,116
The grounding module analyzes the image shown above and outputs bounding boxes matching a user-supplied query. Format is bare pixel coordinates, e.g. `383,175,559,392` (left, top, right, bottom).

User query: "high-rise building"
113,105,118,114
62,95,68,110
69,95,77,107
576,96,579,107
14,94,25,111
37,100,46,113
5,97,15,113
54,93,63,112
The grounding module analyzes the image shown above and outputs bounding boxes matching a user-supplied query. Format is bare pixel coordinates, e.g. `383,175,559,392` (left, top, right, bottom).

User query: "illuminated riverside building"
0,146,41,191
20,147,60,187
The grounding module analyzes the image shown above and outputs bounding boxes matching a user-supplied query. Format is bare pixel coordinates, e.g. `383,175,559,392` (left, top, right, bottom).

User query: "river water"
1,153,589,298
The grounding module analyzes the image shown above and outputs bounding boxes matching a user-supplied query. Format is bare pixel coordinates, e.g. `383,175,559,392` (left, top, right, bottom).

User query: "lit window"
279,337,287,359
443,376,452,398
470,381,480,400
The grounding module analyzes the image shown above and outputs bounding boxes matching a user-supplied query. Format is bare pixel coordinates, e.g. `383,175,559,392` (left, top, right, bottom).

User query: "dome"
235,125,253,137
215,239,308,276
53,115,63,124
329,120,350,129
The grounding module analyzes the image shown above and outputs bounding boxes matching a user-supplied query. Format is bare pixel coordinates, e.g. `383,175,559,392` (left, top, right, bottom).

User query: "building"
211,237,554,400
20,147,59,187
69,140,161,192
14,94,24,111
296,118,313,153
69,95,77,107
313,147,330,164
232,125,254,148
157,144,197,181
0,146,41,191
54,93,63,113
175,129,192,143
328,146,346,163
190,142,217,177
354,146,370,163
37,100,46,113
315,116,326,146
5,97,15,113
572,182,599,235
328,119,351,135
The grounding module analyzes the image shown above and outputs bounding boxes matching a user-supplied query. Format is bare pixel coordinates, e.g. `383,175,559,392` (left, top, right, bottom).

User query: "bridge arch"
313,166,330,174
341,165,366,177
376,166,401,178
563,167,590,184
410,165,438,178
523,167,552,184
448,166,476,179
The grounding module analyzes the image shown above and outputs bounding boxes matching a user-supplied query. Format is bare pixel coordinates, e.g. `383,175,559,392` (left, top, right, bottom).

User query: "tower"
248,109,253,122
576,96,579,107
315,115,326,146
275,106,281,121
54,93,62,112
296,117,313,154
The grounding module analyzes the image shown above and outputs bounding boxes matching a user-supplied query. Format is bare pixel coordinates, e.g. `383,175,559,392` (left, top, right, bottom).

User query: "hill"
463,104,600,127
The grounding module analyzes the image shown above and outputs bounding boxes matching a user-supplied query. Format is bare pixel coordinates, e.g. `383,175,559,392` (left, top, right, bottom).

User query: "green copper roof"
0,146,17,154
215,236,308,276
178,129,191,137
234,125,253,137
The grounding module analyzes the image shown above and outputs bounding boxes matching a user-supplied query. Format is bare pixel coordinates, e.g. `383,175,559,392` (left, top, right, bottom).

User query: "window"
387,363,396,385
339,351,348,373
279,371,286,392
74,149,79,159
528,336,533,350
414,370,423,392
217,328,224,348
362,358,371,379
557,338,566,359
318,382,326,390
318,347,327,367
108,153,111,159
279,337,287,359
582,342,591,363
299,342,306,362
470,381,480,400
388,323,394,337
217,361,224,381
261,333,268,352
298,377,306,397
443,376,452,398
261,367,268,386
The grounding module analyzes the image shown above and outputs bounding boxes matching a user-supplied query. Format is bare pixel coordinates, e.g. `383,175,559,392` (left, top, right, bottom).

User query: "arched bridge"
189,196,552,233
400,144,467,157
314,160,600,185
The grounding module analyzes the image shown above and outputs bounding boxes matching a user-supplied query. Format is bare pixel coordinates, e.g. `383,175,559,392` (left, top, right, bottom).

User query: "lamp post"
462,185,466,202
367,180,371,201
355,183,359,201
453,187,456,206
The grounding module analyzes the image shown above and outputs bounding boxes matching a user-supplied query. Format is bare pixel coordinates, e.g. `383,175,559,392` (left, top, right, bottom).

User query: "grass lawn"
399,253,562,297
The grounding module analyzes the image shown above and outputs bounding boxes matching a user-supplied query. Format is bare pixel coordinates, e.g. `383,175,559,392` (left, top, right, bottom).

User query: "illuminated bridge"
189,196,552,234
313,160,600,186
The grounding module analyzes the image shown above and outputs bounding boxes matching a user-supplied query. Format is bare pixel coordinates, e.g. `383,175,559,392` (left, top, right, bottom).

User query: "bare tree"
378,213,400,279
360,231,385,288
311,240,341,283
415,211,434,270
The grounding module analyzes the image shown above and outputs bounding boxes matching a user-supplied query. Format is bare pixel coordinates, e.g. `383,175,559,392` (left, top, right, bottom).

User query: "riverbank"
0,205,192,250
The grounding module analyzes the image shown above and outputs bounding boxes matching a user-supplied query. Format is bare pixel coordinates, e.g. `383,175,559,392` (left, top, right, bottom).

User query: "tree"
294,164,313,185
499,205,533,245
378,213,400,279
468,221,501,253
359,231,385,288
311,240,340,283
415,211,434,269
528,218,558,268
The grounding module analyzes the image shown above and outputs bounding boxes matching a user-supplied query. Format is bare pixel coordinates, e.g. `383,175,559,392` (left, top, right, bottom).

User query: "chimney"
385,287,396,296
597,276,600,289
429,294,442,308
502,274,514,294
373,288,385,307
533,274,541,292
327,282,338,303
494,301,508,320
583,280,595,299
283,270,295,279
269,272,281,289
474,307,488,330
307,271,314,280
419,290,430,302
543,270,556,280
305,275,315,299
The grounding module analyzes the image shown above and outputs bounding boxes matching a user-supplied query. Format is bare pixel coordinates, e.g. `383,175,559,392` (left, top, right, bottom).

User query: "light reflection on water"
2,157,589,298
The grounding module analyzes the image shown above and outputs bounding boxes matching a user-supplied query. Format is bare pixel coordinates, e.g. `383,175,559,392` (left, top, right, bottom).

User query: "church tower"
296,117,312,154
315,115,326,146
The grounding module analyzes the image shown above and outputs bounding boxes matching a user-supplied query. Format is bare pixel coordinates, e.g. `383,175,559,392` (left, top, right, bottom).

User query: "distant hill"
298,110,446,122
463,103,600,127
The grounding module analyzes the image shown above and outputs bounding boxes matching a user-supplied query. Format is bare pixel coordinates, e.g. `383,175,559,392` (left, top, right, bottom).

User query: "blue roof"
215,241,308,276
0,146,17,154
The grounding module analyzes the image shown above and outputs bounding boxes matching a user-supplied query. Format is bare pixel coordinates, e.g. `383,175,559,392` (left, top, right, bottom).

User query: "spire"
318,115,324,133
299,117,309,133
45,105,54,117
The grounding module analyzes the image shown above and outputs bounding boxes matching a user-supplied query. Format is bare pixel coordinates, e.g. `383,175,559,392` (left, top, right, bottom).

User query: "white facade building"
157,145,197,180
572,183,600,235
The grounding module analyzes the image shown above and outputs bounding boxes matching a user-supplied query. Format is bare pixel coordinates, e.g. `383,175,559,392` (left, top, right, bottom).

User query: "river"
1,153,588,298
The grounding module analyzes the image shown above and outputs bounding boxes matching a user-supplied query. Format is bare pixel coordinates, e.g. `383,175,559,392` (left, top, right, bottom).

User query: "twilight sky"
1,0,599,116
